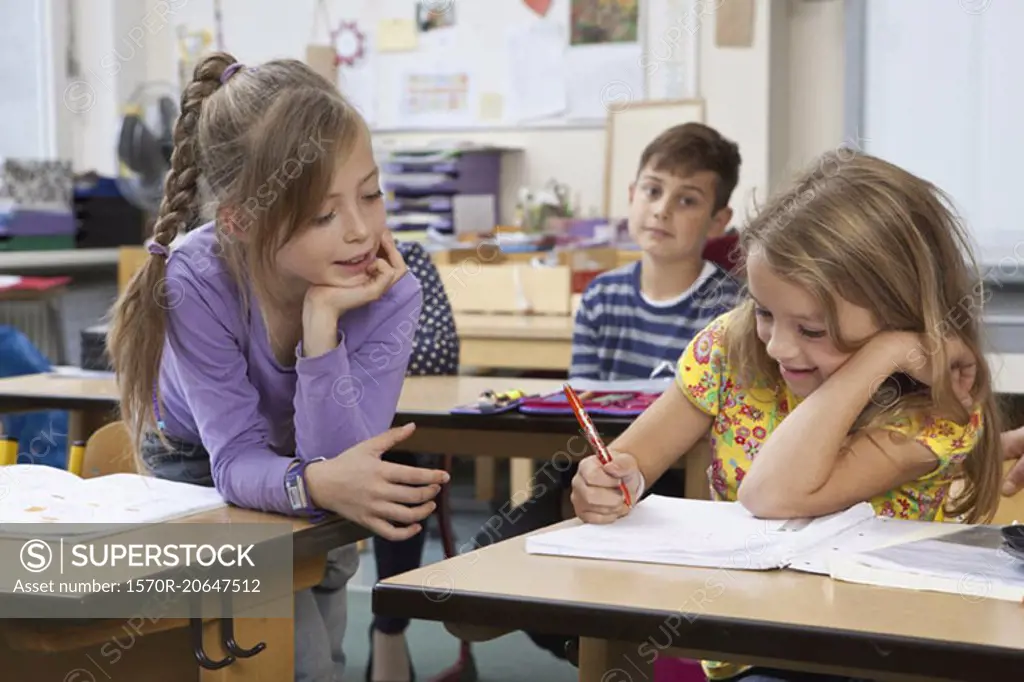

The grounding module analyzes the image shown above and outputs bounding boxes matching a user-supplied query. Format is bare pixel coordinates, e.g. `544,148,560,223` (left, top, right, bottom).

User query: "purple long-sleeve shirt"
157,223,422,514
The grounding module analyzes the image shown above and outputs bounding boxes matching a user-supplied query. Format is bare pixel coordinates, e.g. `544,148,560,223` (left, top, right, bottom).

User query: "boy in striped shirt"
468,123,744,664
571,122,744,380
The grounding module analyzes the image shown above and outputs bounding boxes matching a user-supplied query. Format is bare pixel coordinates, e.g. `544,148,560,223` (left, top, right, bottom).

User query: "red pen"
563,383,633,508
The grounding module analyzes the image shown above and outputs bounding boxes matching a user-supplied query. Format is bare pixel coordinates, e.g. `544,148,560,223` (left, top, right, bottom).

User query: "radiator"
0,298,66,365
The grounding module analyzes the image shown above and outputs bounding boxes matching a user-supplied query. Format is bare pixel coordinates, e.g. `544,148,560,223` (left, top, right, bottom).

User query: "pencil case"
451,389,530,415
518,390,659,416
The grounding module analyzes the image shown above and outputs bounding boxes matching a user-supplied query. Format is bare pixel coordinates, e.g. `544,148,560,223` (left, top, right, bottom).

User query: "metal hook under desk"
190,617,235,670
221,617,267,658
220,590,267,658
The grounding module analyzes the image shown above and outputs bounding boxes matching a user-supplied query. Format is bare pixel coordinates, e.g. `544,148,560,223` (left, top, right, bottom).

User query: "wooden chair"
118,246,148,294
72,420,136,478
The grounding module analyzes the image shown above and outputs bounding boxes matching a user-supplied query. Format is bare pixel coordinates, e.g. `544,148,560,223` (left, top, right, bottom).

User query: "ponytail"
107,53,239,468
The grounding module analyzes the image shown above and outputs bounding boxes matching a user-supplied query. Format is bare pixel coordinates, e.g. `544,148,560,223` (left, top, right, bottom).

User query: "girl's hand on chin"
875,331,977,408
303,233,408,318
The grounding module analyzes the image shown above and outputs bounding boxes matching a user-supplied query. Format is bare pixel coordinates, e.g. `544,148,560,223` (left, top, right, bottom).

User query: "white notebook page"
0,465,226,535
525,495,876,570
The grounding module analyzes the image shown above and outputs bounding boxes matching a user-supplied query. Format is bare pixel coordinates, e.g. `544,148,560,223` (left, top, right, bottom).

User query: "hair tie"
147,241,169,259
221,62,244,84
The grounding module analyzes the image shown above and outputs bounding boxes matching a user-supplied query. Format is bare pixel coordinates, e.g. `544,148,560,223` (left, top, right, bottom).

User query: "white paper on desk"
828,525,1024,602
525,495,876,570
49,365,115,379
0,465,226,536
505,21,567,122
565,43,645,122
788,516,953,576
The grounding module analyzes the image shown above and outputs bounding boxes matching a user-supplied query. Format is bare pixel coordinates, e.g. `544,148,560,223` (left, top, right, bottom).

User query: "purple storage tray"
1,209,77,237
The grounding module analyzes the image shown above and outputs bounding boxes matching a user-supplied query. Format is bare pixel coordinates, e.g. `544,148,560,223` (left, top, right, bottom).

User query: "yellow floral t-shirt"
676,312,981,681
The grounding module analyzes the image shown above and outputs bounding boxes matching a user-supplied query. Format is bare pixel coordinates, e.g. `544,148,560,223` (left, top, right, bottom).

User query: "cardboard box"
439,264,571,315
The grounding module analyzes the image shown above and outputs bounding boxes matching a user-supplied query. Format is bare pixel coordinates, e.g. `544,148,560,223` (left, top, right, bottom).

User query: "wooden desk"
0,248,121,273
0,505,367,681
0,374,663,507
454,313,573,372
374,527,1024,682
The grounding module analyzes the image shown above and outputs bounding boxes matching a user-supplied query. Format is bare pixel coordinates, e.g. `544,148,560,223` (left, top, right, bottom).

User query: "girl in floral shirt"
570,151,1003,682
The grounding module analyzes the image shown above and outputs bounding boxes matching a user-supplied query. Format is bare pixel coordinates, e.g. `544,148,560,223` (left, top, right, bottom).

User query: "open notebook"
525,495,1024,601
0,464,227,536
525,495,880,570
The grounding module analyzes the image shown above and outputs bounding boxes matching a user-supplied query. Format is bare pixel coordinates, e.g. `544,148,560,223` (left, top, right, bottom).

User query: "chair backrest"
117,246,148,294
81,421,137,479
993,460,1024,525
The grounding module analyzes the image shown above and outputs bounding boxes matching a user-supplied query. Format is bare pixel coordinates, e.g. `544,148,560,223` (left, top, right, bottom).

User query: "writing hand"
570,451,644,524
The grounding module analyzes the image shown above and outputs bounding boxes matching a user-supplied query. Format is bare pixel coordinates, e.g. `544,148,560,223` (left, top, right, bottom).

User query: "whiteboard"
172,0,703,132
604,99,704,219
863,0,1024,272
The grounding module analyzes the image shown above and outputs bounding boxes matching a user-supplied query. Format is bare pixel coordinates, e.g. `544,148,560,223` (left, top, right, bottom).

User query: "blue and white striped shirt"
569,261,743,381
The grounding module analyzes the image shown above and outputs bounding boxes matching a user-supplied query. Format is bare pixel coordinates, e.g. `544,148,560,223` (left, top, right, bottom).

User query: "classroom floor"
342,464,578,682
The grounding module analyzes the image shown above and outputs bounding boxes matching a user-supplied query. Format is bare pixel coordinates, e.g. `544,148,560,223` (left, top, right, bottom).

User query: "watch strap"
285,457,328,521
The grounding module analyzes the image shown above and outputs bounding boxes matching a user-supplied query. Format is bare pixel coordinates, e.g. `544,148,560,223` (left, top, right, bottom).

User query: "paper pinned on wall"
479,92,505,121
396,70,474,128
506,21,568,122
377,18,418,52
565,43,644,122
716,0,756,48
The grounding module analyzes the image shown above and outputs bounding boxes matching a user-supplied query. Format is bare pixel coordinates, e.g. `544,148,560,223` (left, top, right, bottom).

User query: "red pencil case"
518,390,659,416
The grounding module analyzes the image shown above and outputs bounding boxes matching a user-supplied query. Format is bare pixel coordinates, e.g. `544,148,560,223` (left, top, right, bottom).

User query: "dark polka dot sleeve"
397,240,460,376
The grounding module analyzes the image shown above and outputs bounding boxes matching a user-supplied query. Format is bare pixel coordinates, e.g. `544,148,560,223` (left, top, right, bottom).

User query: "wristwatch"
284,457,327,521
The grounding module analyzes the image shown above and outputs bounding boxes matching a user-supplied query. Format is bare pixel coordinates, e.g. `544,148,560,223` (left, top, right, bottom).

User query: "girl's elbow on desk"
736,480,788,519
737,478,831,519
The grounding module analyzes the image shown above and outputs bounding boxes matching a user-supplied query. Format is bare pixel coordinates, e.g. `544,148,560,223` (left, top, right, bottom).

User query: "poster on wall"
570,0,639,45
397,71,474,128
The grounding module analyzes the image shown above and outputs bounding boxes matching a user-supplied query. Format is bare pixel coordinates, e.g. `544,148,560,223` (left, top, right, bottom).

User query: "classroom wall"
380,0,852,225
67,0,851,226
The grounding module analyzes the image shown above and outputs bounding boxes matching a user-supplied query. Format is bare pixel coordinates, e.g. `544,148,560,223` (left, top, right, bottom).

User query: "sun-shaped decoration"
332,20,366,68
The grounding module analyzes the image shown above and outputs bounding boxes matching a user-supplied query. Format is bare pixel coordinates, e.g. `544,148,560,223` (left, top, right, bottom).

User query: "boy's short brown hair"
636,122,741,212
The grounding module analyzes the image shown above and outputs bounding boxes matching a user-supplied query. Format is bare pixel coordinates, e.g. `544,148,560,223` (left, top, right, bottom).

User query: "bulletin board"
173,0,704,132
603,99,704,219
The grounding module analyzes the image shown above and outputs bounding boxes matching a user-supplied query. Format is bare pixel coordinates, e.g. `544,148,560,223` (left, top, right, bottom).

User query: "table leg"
578,637,652,682
68,407,115,444
474,458,496,501
509,458,534,508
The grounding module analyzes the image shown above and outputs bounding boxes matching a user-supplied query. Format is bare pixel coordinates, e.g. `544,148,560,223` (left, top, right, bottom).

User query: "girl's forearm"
609,385,714,490
740,335,900,503
301,306,341,358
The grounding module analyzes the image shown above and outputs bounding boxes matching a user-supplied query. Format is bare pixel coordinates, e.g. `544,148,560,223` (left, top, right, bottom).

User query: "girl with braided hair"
106,52,447,682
